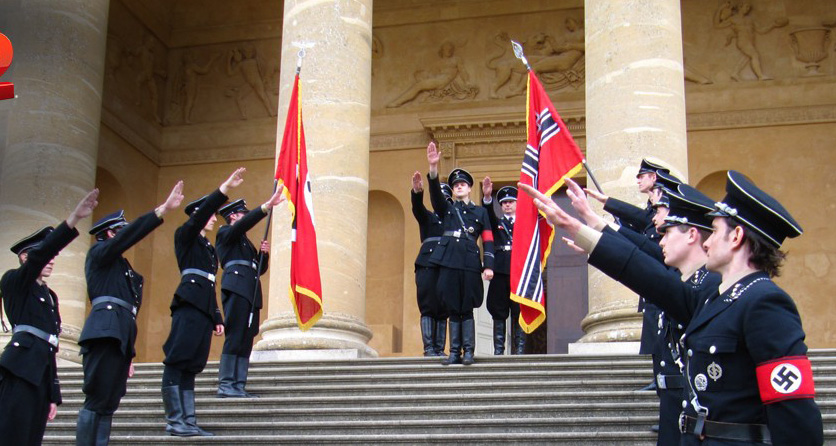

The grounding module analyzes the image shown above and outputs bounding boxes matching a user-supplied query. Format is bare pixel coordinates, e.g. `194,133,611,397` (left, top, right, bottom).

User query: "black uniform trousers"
81,338,131,415
0,366,51,446
221,290,260,358
486,272,519,322
163,302,215,374
437,267,483,317
416,265,446,319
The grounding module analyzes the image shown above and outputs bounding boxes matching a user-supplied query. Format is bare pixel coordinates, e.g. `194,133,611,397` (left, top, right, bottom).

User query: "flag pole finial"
296,49,306,74
511,40,531,71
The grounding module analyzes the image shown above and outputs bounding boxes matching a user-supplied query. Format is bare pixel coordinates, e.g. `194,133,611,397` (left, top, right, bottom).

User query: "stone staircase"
43,350,836,445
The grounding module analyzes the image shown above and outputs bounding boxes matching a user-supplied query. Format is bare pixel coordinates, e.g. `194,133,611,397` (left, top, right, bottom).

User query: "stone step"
46,415,666,436
42,432,660,445
50,401,663,423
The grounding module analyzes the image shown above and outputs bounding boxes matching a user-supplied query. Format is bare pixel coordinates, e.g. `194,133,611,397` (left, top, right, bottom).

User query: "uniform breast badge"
694,373,708,391
707,362,723,381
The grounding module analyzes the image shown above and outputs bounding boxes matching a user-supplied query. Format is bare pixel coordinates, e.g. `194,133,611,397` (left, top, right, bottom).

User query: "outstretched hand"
482,176,493,199
157,181,185,217
262,184,285,209
412,171,423,193
67,189,100,228
564,178,597,223
427,141,440,174
583,186,608,204
220,167,246,194
517,182,583,237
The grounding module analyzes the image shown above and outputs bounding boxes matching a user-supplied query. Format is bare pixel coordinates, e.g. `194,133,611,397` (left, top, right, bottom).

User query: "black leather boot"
462,318,476,365
512,319,526,355
441,319,462,365
162,385,199,436
493,319,506,355
420,316,435,356
235,356,258,398
95,414,112,446
75,408,99,446
217,354,245,398
432,318,447,357
182,389,214,436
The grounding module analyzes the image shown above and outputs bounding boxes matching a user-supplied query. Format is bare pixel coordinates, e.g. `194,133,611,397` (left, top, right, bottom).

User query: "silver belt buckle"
251,262,257,270
208,273,216,282
132,306,138,316
48,334,59,348
453,230,461,238
679,412,687,434
656,373,666,390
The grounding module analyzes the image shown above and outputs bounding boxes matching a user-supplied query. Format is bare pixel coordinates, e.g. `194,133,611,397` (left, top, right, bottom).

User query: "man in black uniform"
522,170,823,445
160,168,248,436
426,141,494,366
480,179,523,355
0,189,98,446
215,185,284,398
585,160,680,391
411,171,451,357
76,181,185,446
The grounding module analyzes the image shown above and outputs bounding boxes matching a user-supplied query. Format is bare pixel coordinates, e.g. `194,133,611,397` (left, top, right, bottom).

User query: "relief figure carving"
181,52,220,125
713,2,788,81
225,45,276,119
127,35,166,123
486,18,585,99
386,41,478,108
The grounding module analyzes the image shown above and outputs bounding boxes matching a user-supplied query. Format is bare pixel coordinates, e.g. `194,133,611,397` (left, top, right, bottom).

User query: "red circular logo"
0,33,13,78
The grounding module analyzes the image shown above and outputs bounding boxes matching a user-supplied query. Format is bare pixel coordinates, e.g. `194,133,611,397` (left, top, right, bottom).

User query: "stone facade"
0,0,834,361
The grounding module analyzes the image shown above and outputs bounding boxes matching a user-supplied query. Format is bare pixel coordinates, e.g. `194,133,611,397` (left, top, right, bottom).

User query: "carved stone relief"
486,17,585,98
386,41,479,108
104,31,168,124
789,27,831,76
164,39,280,126
712,2,788,81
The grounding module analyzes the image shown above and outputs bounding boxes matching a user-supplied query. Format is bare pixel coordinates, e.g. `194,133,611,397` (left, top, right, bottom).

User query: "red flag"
510,71,584,333
275,74,323,331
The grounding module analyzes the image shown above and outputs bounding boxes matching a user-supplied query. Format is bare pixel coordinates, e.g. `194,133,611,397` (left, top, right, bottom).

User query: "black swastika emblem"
770,364,802,394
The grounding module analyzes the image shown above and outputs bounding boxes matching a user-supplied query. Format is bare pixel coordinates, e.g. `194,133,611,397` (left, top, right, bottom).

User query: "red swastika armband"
756,355,815,404
481,230,493,242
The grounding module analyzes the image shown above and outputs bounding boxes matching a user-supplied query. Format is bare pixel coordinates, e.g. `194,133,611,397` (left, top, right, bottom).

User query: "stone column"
0,0,109,362
579,0,687,346
254,0,376,359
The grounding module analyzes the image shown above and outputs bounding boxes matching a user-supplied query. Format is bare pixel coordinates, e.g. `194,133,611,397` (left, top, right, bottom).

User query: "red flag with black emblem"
510,71,584,333
275,73,322,330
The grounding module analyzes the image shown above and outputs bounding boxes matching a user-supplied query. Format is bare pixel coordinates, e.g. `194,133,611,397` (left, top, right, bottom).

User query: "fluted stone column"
0,0,109,362
579,0,687,346
254,0,375,359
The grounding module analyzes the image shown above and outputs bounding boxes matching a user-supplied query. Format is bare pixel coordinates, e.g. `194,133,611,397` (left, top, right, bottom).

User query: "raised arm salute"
160,167,246,436
521,170,823,446
426,141,494,366
0,189,98,446
215,182,284,398
76,181,183,446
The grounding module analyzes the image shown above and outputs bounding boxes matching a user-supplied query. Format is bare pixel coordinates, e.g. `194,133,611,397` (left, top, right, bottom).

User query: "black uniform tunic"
80,211,163,414
482,198,516,321
603,197,660,355
0,223,77,446
163,189,226,373
427,174,494,315
589,230,823,446
411,189,445,318
215,205,269,357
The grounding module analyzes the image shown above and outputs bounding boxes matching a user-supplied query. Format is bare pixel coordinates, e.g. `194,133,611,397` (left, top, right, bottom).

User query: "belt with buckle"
223,260,258,270
443,230,474,241
656,373,685,390
679,414,771,444
91,296,138,316
498,245,512,251
13,324,59,347
181,268,217,283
